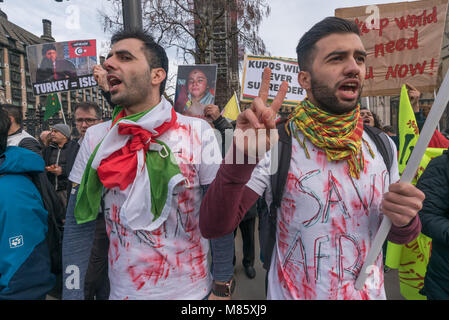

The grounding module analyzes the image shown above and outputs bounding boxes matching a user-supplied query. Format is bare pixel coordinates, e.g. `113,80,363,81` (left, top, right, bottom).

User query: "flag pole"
434,89,440,132
235,91,241,113
59,92,67,125
355,70,449,290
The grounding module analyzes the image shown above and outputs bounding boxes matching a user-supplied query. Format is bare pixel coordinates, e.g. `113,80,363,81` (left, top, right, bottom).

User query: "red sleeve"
200,145,261,239
387,215,422,244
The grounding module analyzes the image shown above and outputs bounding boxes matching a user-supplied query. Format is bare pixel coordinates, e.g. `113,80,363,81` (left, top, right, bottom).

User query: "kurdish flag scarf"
74,96,186,231
288,99,365,179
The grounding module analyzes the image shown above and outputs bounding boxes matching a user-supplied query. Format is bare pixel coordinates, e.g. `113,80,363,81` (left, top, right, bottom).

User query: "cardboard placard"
335,0,448,96
241,55,306,106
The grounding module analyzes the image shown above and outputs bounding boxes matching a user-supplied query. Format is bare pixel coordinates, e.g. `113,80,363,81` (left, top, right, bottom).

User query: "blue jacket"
0,146,55,299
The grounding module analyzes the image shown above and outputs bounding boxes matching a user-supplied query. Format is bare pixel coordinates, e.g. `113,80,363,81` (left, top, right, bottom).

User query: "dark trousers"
234,216,256,267
84,212,110,300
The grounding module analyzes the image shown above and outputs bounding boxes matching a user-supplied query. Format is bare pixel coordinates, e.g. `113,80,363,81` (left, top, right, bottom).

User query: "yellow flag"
386,146,445,272
386,147,444,300
393,234,432,300
414,147,445,183
386,86,446,299
395,148,444,300
222,92,240,121
398,84,419,175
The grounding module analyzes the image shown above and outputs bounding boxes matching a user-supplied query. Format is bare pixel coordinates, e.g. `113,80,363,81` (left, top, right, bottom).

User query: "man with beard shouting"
66,29,231,300
200,17,425,300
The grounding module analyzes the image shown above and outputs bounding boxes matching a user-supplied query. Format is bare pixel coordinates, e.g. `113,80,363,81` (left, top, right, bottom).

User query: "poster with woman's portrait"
174,64,218,117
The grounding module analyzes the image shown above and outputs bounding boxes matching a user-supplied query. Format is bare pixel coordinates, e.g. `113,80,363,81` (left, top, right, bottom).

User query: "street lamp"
122,0,143,31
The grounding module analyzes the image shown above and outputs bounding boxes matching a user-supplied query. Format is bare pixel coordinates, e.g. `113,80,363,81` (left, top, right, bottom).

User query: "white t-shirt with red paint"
69,114,221,300
247,130,399,300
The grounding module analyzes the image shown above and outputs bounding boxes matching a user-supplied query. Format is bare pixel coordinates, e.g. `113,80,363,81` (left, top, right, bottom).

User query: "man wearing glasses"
62,101,109,300
73,102,102,144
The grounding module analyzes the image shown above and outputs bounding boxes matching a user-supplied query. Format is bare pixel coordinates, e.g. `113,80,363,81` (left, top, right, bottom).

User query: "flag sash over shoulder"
75,96,186,231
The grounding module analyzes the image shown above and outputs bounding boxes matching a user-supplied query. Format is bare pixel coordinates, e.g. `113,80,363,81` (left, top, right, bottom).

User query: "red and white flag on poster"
68,39,96,58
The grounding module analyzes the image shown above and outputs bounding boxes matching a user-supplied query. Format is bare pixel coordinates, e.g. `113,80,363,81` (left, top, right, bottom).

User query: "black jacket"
212,115,233,157
36,57,77,83
42,139,80,192
417,149,449,299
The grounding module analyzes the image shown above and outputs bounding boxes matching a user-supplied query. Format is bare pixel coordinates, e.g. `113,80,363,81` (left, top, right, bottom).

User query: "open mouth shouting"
362,117,373,126
337,79,360,101
107,74,122,93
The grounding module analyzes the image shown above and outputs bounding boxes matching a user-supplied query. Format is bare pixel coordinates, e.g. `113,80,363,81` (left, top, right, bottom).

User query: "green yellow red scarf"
287,99,366,179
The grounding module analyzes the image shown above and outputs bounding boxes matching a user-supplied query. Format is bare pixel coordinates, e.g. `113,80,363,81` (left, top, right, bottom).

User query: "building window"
7,38,16,49
9,53,20,67
25,76,32,88
12,98,20,106
10,71,21,85
27,91,35,103
11,88,21,100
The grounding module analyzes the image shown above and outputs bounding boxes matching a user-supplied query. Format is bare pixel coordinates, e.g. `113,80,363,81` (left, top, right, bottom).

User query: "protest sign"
335,0,448,97
241,55,306,106
173,64,218,117
26,39,97,95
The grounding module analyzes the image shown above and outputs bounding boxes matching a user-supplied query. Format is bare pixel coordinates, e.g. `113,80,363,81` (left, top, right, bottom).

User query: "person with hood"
0,107,55,299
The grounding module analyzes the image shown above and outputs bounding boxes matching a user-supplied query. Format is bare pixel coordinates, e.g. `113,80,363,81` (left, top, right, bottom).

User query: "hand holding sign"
93,64,109,92
405,82,421,112
204,104,221,121
234,67,288,159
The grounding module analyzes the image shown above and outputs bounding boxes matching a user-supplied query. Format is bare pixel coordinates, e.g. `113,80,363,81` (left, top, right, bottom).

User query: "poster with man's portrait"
174,64,218,117
26,39,98,95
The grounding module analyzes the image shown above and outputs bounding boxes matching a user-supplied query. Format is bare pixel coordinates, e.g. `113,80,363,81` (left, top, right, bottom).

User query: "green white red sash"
74,96,186,231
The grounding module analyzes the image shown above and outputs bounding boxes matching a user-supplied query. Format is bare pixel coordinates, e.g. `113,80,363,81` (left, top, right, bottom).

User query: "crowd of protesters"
1,16,449,301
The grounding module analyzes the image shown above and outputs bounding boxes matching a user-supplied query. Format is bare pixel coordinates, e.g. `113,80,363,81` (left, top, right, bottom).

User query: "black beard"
310,77,362,115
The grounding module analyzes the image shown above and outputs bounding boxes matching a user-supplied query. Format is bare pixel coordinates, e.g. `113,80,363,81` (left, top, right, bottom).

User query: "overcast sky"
0,0,411,95
1,0,411,58
260,0,415,58
0,0,112,54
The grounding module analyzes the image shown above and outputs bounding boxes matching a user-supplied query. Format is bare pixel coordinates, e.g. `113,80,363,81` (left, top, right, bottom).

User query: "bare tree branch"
98,0,270,63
